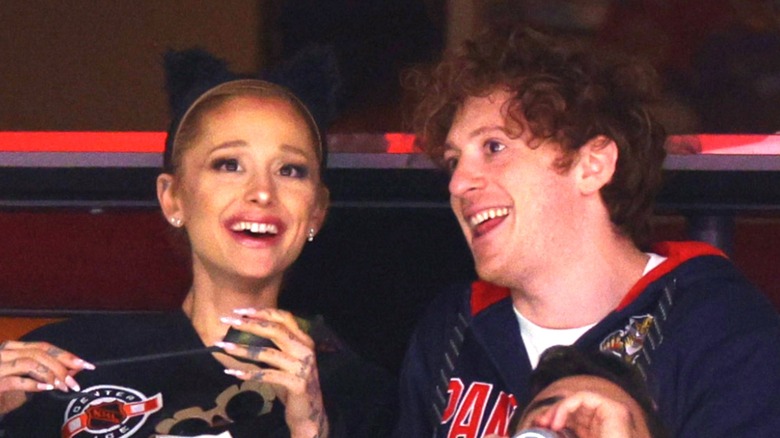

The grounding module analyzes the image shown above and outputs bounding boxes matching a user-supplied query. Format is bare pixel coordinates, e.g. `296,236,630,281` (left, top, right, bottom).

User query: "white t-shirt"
515,252,667,368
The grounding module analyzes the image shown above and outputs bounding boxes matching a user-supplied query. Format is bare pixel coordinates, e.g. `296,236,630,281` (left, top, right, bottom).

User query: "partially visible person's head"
513,346,667,438
157,79,329,284
409,25,666,248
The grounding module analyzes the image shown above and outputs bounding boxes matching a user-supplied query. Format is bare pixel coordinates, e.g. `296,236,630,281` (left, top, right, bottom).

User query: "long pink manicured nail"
214,341,237,350
220,316,243,326
233,308,257,316
53,379,68,392
37,383,54,391
75,358,96,370
224,368,246,377
65,376,81,392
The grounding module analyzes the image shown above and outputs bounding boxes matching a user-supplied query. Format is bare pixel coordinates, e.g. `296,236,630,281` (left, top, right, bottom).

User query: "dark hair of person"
518,346,669,438
407,25,667,248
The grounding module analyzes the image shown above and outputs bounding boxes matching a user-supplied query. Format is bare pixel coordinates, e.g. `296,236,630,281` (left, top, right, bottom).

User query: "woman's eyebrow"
209,140,249,153
279,143,312,159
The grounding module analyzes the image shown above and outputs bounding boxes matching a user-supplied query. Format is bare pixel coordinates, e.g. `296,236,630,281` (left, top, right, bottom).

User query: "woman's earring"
170,217,183,228
307,228,316,242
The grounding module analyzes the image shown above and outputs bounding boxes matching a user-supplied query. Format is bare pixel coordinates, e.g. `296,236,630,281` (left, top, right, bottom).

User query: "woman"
0,80,383,437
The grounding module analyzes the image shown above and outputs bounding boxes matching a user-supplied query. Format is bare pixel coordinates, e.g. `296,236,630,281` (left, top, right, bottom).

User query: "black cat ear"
261,43,343,132
162,48,239,168
161,46,343,171
163,48,239,120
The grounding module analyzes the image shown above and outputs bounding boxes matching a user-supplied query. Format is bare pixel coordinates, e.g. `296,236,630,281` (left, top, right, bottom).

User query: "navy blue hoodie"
395,241,780,437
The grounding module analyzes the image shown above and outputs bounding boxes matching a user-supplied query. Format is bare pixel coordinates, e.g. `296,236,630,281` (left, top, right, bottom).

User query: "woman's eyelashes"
211,157,242,172
209,157,309,180
279,163,310,179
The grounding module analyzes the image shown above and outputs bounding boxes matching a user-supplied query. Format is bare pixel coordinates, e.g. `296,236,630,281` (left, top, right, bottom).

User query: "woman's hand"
218,308,328,438
0,340,94,414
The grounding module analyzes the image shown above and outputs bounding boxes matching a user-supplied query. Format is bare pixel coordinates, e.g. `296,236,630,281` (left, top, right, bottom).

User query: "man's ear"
157,173,183,223
576,135,618,195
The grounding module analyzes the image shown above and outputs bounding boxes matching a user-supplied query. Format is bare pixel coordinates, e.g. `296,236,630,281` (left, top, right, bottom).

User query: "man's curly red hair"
407,25,667,248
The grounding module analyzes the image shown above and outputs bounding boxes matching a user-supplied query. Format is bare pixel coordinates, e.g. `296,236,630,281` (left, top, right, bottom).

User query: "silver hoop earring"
170,217,183,228
307,228,315,242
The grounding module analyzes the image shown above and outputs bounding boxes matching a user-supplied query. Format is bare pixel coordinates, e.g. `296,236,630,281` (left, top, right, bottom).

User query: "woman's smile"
225,216,286,248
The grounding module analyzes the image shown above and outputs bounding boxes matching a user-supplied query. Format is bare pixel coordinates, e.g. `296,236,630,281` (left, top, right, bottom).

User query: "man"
394,25,780,437
506,346,667,438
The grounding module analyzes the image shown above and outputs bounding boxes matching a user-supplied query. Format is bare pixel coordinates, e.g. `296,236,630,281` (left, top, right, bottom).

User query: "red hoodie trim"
615,241,726,311
470,281,510,316
469,241,727,315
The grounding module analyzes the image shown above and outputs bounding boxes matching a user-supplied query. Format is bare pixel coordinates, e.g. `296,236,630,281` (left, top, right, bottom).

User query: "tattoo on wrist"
297,354,313,379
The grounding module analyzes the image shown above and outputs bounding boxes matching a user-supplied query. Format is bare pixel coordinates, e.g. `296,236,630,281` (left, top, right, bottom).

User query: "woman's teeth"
231,222,278,235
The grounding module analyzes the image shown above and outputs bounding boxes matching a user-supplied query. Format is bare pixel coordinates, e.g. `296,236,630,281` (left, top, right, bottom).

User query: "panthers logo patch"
600,315,654,364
